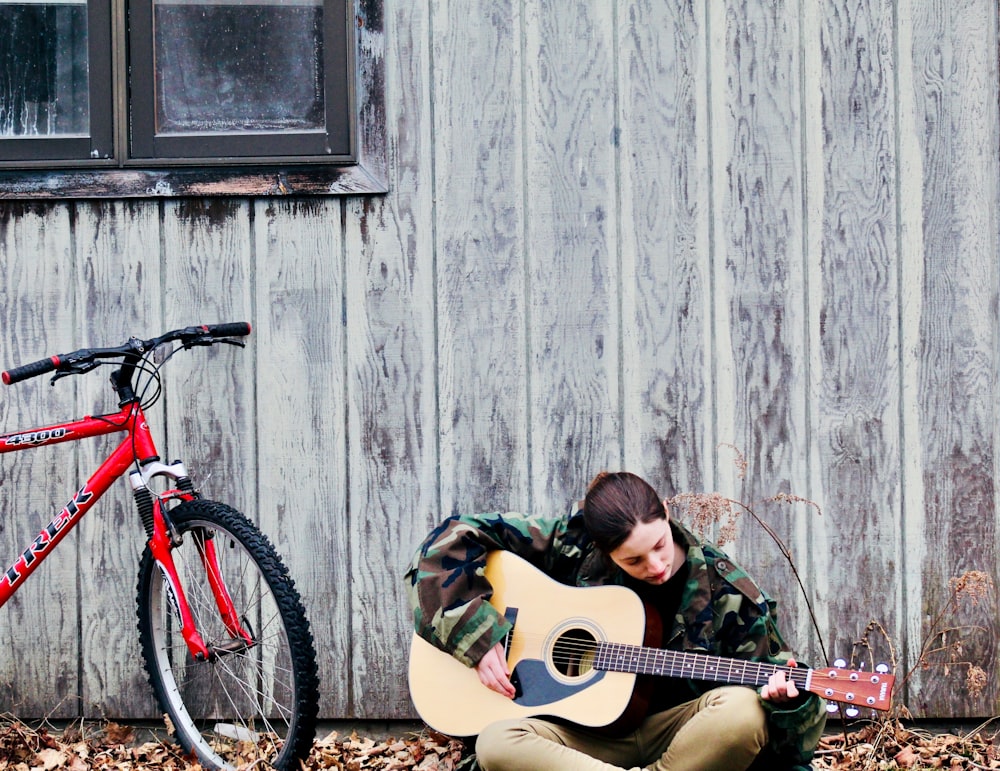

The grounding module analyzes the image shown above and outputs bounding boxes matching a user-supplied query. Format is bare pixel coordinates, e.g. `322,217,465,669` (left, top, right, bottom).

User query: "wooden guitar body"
409,550,648,736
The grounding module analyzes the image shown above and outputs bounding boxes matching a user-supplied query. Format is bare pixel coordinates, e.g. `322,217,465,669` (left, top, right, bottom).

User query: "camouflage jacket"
405,503,826,767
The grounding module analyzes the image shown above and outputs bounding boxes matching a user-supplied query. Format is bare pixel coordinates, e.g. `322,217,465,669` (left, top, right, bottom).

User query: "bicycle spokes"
196,530,256,650
137,499,317,770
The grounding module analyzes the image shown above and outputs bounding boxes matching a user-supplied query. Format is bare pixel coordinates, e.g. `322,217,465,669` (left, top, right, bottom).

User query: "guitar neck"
594,642,808,689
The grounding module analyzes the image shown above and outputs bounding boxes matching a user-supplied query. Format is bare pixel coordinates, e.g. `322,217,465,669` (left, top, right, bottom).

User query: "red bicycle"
0,323,319,770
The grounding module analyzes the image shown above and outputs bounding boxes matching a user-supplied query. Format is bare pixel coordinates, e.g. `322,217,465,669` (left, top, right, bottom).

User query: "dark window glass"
127,0,352,162
0,1,90,137
154,0,325,134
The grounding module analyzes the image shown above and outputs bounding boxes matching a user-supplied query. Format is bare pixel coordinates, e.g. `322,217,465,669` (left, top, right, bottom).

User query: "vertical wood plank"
430,0,529,516
160,200,255,520
815,0,903,675
254,198,351,717
522,0,620,509
905,0,1000,716
617,1,712,498
0,203,79,717
710,0,815,657
801,0,829,662
894,0,930,715
345,0,438,718
73,200,161,717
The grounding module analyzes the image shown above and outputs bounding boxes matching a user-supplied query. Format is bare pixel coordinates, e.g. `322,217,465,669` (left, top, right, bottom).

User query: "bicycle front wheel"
136,499,319,770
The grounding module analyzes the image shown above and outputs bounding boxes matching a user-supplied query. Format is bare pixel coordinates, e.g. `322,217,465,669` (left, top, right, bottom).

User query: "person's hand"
476,643,516,698
760,658,800,704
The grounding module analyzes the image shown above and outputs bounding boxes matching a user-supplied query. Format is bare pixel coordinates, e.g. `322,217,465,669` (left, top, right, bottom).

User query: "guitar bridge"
502,607,519,656
503,607,522,698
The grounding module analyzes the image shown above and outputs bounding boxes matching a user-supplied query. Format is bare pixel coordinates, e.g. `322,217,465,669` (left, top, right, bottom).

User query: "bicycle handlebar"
2,322,252,386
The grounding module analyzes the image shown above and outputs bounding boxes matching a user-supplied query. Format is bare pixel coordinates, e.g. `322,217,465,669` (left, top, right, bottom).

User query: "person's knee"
476,718,542,770
475,719,515,769
705,687,769,749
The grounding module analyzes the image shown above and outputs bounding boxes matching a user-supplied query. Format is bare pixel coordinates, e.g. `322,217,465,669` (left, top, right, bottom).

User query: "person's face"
608,512,680,585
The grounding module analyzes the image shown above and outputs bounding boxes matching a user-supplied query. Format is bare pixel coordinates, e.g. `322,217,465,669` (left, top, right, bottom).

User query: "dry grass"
667,447,1000,770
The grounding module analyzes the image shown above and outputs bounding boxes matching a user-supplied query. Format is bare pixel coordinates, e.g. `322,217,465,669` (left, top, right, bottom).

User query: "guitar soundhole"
551,627,599,678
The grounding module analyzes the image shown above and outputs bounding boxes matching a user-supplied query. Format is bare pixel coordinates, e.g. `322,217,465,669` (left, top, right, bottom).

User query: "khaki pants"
475,686,768,771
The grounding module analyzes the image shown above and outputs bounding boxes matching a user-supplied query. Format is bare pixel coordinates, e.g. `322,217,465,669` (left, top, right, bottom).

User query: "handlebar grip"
2,355,60,386
205,322,252,338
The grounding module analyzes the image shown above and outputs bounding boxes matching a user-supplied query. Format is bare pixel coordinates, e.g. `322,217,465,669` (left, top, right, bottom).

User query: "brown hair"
583,471,665,553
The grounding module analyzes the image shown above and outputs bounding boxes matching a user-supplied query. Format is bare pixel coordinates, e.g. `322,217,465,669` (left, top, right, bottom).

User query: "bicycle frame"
0,400,250,661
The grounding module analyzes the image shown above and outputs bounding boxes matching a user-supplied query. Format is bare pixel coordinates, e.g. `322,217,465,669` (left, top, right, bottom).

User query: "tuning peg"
845,706,860,718
833,658,847,668
875,663,889,674
825,702,839,714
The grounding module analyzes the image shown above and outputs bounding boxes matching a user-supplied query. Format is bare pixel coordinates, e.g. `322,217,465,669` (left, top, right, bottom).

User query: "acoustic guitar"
408,550,894,736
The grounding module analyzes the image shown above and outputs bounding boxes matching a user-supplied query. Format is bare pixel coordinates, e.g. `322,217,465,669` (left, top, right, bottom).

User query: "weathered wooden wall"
0,0,998,722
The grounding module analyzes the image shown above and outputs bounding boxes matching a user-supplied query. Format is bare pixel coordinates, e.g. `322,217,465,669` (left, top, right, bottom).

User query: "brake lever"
50,361,101,385
181,336,246,350
181,334,215,349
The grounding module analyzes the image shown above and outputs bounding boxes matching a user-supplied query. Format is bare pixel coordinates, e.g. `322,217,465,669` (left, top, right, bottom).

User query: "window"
0,0,112,161
0,0,386,196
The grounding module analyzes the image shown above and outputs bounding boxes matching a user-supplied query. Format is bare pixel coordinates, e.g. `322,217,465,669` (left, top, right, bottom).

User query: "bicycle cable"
126,341,199,477
82,340,200,479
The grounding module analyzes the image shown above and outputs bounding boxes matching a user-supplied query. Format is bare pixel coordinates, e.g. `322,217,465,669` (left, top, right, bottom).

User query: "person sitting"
405,470,826,770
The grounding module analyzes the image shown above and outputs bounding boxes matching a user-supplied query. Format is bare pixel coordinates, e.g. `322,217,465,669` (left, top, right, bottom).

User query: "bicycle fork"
130,462,255,662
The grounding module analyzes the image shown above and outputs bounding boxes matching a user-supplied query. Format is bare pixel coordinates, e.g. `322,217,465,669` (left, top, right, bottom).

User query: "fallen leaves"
1,715,999,770
309,728,471,770
814,719,1000,770
0,717,473,771
0,717,198,770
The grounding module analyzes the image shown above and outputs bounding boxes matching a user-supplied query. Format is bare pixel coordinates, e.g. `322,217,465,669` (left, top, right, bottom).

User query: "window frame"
128,0,354,164
0,0,114,163
0,0,387,197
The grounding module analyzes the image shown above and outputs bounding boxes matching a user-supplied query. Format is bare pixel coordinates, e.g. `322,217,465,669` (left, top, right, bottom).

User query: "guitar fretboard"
594,642,810,688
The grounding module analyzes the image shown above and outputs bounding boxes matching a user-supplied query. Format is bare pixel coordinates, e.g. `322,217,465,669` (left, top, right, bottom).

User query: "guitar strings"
505,630,811,685
498,631,884,706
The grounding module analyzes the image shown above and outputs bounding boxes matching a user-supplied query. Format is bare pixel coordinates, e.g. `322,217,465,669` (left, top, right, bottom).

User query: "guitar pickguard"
511,658,606,707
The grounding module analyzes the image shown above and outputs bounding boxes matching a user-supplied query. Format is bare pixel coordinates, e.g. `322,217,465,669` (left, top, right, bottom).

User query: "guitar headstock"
807,660,895,716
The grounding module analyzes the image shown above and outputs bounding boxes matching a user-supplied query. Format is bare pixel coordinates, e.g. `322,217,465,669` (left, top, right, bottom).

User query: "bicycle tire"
136,499,319,770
